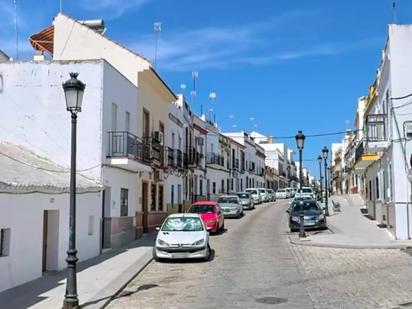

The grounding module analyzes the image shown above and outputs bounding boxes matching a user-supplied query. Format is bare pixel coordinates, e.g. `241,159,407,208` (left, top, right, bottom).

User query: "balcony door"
143,109,150,138
142,181,149,233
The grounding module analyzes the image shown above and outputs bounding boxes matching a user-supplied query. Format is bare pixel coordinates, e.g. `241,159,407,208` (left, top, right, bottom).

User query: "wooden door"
42,211,48,273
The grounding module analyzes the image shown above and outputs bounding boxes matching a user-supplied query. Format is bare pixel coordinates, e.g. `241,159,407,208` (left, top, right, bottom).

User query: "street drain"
255,297,288,305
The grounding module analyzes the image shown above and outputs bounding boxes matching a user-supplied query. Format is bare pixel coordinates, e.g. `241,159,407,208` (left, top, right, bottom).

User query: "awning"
29,25,54,55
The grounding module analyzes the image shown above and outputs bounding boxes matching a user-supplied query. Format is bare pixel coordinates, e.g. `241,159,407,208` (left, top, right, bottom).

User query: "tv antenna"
153,22,162,68
13,0,19,60
392,0,397,24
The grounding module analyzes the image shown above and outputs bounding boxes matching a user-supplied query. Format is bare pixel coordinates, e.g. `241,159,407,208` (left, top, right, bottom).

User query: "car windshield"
237,193,250,199
189,204,216,213
246,190,257,195
302,188,313,193
291,201,320,212
218,197,238,204
161,217,204,232
278,189,286,193
267,190,273,193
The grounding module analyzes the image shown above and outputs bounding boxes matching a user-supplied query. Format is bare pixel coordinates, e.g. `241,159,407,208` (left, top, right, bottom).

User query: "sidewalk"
0,233,156,309
289,194,412,249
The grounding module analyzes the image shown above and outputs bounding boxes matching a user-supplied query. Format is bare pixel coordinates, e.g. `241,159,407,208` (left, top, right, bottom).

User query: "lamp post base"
62,298,79,309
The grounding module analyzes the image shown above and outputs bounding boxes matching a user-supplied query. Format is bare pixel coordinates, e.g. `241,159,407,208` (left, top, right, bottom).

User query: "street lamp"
287,165,291,187
295,130,306,238
317,155,323,203
62,72,85,309
322,146,330,216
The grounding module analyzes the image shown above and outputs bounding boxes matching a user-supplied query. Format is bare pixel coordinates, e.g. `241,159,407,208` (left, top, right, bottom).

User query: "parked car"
188,201,224,234
245,188,262,204
286,188,294,198
295,187,316,200
153,213,211,261
275,189,288,199
258,188,269,202
287,200,327,232
218,195,243,218
267,189,276,202
236,192,255,210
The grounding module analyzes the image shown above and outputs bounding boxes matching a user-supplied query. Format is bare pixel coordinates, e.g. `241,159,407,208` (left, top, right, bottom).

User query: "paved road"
107,200,314,309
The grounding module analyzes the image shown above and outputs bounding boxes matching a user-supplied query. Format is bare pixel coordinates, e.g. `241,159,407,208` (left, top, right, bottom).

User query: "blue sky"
1,0,412,177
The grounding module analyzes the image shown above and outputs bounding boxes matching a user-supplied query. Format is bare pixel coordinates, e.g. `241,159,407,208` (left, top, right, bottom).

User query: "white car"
275,189,288,199
153,214,211,261
258,188,269,202
295,187,316,200
245,188,262,204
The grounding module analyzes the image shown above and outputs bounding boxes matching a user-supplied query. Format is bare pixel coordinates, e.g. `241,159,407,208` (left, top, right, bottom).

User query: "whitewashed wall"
0,192,101,292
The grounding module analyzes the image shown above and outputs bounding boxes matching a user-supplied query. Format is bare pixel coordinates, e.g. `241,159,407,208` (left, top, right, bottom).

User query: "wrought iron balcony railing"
206,152,224,167
366,114,387,142
107,131,150,163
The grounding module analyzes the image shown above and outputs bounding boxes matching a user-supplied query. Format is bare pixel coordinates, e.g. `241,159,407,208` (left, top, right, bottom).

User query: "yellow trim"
364,84,379,116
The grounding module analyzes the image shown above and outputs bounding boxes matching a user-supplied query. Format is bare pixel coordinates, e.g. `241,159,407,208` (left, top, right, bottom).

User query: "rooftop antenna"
209,92,216,123
13,0,19,60
190,71,198,111
153,22,162,68
59,0,62,13
392,0,397,24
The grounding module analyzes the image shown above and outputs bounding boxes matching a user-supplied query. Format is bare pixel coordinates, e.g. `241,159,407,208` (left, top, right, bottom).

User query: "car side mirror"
155,227,160,231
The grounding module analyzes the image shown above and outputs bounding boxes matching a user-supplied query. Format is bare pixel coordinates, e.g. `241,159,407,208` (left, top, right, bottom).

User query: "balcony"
184,147,203,168
354,141,378,172
107,131,151,172
176,149,183,168
232,158,239,170
366,114,388,151
167,147,175,167
149,138,164,165
206,152,224,167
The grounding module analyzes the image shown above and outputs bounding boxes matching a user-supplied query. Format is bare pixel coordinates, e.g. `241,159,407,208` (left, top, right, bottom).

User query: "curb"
99,250,153,309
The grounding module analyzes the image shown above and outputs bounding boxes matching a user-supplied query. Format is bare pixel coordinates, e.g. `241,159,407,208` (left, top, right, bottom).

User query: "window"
376,177,380,200
0,228,11,256
221,179,224,193
88,216,94,236
241,179,243,191
231,179,234,191
112,103,118,131
213,182,216,194
143,109,150,138
151,184,157,211
199,180,203,196
171,185,175,207
158,185,164,211
369,180,372,201
120,188,128,216
125,111,130,132
177,184,182,204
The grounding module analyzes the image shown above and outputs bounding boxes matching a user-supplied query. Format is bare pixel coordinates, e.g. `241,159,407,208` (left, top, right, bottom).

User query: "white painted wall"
0,192,101,292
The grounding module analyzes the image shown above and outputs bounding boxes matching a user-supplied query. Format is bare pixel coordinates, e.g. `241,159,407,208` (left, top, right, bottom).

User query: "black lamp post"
317,155,323,203
287,165,291,187
322,146,330,216
295,131,306,238
62,72,85,309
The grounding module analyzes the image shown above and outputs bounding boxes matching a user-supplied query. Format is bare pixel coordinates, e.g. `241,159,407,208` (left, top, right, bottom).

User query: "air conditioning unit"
196,137,204,146
153,131,164,144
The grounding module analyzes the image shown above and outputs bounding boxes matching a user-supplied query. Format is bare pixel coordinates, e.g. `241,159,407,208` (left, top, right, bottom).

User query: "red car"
188,201,225,234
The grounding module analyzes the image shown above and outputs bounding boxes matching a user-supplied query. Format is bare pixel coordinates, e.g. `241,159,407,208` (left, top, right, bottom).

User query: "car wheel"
237,211,241,219
152,247,160,262
204,244,211,261
221,221,225,231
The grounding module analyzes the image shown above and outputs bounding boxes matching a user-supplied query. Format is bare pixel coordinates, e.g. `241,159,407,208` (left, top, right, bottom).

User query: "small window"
171,185,175,207
0,228,11,257
120,188,129,216
158,185,164,211
88,216,94,236
213,182,216,194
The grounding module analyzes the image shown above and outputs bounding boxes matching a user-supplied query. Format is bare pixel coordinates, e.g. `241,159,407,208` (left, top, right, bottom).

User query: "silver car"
236,192,255,210
218,195,243,218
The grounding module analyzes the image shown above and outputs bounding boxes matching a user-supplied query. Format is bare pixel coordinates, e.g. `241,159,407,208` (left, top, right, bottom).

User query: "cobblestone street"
107,200,412,309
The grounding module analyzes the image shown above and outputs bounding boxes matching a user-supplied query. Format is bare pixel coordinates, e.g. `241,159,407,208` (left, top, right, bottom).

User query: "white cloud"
81,0,151,19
